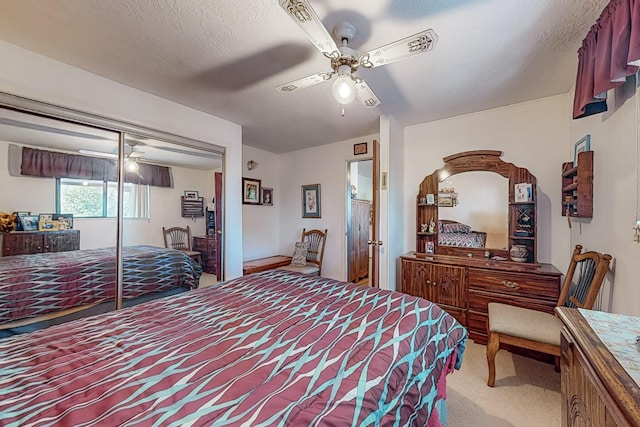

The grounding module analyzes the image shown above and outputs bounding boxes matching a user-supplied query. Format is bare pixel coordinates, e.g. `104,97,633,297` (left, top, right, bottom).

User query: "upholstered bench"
242,255,292,276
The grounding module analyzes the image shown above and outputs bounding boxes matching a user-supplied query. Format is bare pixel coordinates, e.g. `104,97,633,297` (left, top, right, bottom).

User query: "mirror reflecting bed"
0,99,224,337
438,171,508,250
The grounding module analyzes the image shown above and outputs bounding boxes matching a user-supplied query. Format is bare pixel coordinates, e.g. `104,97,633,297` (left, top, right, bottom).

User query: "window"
57,178,149,218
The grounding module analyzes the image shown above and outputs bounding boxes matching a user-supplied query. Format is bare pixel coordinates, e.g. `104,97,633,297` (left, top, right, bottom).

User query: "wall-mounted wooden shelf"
561,151,593,218
181,196,204,218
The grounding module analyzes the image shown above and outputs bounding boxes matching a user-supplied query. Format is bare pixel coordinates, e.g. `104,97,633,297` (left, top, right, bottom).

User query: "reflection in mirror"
0,103,224,338
438,171,508,250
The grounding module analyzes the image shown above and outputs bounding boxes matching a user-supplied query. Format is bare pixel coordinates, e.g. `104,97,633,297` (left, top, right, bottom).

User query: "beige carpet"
199,272,219,288
445,340,561,426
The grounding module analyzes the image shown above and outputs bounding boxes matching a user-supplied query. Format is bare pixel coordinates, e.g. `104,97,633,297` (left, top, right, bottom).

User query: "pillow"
291,241,309,266
440,221,471,234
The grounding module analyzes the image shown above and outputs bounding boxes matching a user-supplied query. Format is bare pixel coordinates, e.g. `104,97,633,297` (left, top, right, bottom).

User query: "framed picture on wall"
302,184,321,218
573,135,591,166
261,187,273,206
242,177,261,205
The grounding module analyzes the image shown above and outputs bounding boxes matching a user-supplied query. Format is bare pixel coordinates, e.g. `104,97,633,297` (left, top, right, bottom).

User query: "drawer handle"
426,280,431,285
501,280,520,289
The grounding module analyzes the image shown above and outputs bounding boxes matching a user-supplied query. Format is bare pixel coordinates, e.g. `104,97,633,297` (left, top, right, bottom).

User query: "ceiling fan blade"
128,151,144,158
278,0,339,56
78,149,117,159
276,72,333,93
359,29,438,69
355,80,381,109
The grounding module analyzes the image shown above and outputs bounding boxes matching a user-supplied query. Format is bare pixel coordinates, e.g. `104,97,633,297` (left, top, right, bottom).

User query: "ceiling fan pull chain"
341,105,345,117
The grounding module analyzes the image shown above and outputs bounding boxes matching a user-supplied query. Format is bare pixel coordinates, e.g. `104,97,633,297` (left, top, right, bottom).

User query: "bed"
438,219,487,248
0,269,467,426
0,245,202,331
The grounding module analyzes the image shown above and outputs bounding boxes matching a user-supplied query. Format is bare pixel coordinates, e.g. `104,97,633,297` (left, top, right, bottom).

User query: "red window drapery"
573,0,640,119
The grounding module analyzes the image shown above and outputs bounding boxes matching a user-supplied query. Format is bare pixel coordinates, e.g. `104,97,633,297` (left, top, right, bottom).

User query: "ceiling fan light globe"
332,75,356,104
125,159,139,173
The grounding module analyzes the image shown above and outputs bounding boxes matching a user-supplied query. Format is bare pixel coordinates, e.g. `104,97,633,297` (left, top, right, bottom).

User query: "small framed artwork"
55,214,73,230
242,177,261,205
514,183,533,203
39,220,59,231
184,190,199,199
426,194,435,205
425,241,435,254
302,184,321,218
261,187,273,206
353,142,368,155
20,215,39,231
38,213,53,222
573,135,591,166
438,193,453,207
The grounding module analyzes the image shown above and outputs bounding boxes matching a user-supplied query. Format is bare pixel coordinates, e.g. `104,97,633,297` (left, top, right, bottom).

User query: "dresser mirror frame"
416,150,538,263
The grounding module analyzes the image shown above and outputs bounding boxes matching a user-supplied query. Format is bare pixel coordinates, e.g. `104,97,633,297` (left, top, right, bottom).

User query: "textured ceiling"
0,0,608,153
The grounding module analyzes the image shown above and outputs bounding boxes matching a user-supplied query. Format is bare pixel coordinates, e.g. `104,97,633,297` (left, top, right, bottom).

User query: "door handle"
367,240,383,246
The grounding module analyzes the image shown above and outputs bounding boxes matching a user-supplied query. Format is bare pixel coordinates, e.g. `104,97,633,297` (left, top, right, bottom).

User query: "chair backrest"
556,244,612,310
163,226,193,251
301,228,327,274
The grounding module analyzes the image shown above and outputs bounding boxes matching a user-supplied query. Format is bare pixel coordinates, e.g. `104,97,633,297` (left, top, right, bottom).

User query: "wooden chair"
278,228,327,276
486,244,612,387
162,225,202,265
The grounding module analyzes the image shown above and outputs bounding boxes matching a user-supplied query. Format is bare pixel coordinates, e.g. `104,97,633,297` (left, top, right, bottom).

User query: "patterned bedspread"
0,245,202,324
439,231,487,248
0,270,467,426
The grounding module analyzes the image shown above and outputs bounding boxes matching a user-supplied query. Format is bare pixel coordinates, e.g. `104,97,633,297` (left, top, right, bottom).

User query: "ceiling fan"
79,141,145,172
276,0,438,111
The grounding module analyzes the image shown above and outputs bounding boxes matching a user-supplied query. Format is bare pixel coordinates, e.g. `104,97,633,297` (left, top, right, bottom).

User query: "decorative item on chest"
510,244,528,262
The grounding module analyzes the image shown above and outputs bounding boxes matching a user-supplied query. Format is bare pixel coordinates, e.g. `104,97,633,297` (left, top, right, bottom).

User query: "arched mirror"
438,172,509,250
416,150,538,263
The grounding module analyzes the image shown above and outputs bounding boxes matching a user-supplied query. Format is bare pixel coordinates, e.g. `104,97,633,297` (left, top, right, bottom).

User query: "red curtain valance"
573,0,640,119
21,147,172,188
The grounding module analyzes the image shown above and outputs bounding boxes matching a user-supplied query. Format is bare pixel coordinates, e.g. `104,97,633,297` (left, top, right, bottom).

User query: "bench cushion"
488,302,562,346
277,264,319,275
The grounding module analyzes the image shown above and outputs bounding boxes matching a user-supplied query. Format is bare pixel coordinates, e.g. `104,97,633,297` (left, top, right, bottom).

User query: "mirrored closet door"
0,94,224,337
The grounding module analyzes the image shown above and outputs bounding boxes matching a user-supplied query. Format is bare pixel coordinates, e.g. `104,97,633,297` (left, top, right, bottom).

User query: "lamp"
331,65,356,105
247,160,258,171
125,158,139,173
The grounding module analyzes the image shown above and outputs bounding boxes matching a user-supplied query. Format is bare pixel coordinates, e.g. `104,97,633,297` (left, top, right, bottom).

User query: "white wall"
277,134,379,281
241,145,282,260
0,41,244,278
404,95,570,269
568,80,640,316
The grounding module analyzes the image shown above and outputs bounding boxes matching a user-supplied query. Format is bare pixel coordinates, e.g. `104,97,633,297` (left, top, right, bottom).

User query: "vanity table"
556,307,640,426
401,151,562,344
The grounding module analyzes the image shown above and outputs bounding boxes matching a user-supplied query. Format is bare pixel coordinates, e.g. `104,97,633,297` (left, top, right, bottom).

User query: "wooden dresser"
193,235,218,275
556,307,640,426
1,230,80,256
401,252,561,343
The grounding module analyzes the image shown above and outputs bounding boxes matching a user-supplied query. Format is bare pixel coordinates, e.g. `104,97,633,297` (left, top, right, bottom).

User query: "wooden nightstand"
193,235,217,275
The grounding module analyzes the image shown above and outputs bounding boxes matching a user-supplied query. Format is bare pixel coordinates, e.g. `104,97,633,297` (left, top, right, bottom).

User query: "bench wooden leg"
486,330,500,387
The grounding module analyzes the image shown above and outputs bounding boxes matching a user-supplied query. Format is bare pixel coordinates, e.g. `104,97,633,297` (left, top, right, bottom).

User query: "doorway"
347,159,373,286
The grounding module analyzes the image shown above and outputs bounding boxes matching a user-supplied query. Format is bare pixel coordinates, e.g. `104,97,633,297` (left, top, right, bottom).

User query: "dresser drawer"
468,268,559,302
468,289,557,314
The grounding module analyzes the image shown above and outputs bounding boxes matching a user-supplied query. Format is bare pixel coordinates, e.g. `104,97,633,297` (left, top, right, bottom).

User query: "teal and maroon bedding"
0,270,467,426
0,245,202,324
